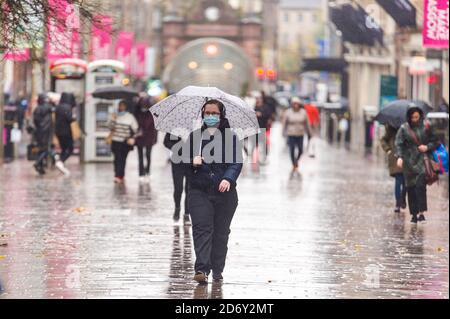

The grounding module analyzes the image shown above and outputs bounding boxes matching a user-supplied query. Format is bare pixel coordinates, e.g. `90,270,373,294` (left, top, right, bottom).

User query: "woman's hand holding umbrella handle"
397,158,403,169
418,145,428,153
193,156,204,167
219,180,231,193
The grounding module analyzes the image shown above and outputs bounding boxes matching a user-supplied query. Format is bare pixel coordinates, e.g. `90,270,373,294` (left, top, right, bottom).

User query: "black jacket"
255,104,272,129
33,94,53,147
55,93,75,137
186,121,243,193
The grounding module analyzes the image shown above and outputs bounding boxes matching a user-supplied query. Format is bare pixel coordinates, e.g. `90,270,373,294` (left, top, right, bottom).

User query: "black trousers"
111,141,131,178
137,145,152,176
4,127,14,159
35,149,49,170
57,135,74,163
188,188,238,276
171,163,189,213
288,136,304,166
407,180,428,216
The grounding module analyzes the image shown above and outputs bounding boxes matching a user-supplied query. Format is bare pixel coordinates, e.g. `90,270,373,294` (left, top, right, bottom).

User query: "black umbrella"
92,86,139,100
375,100,433,129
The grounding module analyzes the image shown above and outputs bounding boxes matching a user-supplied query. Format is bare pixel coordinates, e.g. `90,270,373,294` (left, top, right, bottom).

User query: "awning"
331,6,363,45
331,4,384,46
302,58,348,73
375,0,416,28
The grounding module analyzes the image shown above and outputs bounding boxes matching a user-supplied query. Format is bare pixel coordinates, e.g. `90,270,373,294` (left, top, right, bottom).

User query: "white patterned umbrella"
150,86,259,140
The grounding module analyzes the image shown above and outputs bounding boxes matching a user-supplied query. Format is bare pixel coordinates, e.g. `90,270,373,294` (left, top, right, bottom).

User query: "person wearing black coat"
185,99,243,284
33,94,53,175
251,96,272,162
135,97,158,181
54,92,76,175
164,133,190,223
3,99,19,162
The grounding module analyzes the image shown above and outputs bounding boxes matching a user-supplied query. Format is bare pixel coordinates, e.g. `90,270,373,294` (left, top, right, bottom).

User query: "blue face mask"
118,111,127,116
203,115,220,127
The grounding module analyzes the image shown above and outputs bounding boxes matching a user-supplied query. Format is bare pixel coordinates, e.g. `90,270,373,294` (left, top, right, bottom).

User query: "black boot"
33,163,45,175
173,207,181,221
418,213,426,223
400,198,407,209
394,200,401,213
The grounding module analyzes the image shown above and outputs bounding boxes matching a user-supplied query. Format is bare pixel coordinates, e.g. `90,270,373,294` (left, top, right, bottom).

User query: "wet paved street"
0,123,448,299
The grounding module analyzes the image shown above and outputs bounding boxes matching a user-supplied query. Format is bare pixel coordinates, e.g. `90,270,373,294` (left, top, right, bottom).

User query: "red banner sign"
423,0,449,48
115,32,134,74
90,15,113,61
47,0,81,61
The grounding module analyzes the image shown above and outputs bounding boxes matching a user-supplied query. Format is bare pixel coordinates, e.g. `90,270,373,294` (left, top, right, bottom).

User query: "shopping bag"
433,144,449,174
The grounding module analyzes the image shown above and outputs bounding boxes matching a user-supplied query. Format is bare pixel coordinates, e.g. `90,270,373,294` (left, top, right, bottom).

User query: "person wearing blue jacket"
186,99,243,284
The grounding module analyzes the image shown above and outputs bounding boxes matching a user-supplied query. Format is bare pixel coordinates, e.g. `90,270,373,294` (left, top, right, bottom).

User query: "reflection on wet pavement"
0,124,448,299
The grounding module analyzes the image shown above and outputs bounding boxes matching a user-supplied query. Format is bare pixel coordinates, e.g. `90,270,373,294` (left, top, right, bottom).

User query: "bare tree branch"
0,0,106,54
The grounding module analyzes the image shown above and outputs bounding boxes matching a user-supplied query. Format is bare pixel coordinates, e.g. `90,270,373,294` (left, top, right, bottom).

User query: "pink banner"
90,15,113,61
423,0,449,48
132,43,147,78
115,32,134,74
47,0,81,61
4,49,30,61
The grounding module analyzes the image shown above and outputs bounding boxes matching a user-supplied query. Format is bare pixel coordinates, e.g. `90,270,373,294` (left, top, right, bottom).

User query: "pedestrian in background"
395,106,439,224
282,97,311,175
135,96,158,183
251,94,271,164
109,100,139,184
380,124,406,213
32,94,53,175
304,102,320,158
3,98,19,163
261,91,278,155
164,133,190,224
54,92,76,175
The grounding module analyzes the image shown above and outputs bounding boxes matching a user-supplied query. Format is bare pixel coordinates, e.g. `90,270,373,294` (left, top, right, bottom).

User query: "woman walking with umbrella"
187,99,243,283
395,105,439,224
150,86,257,283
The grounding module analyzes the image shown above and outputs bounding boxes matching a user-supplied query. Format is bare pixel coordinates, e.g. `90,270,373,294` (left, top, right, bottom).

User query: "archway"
162,37,254,96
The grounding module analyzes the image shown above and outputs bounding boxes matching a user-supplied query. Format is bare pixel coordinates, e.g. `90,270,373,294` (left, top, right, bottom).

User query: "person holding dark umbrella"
395,105,439,224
